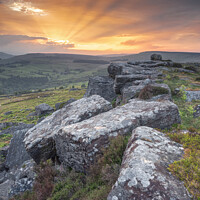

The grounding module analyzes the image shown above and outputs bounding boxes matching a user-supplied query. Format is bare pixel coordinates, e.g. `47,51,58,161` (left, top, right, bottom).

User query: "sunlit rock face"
107,126,191,200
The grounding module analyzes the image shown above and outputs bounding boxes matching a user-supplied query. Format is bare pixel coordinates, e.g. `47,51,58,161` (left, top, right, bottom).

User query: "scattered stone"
0,123,34,136
84,76,117,102
151,54,162,61
5,126,34,170
35,103,54,116
4,111,12,116
24,95,112,164
107,126,191,200
193,104,200,118
54,100,181,172
186,90,200,102
55,98,76,110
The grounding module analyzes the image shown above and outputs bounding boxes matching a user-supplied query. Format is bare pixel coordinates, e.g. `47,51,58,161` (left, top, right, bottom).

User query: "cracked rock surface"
24,95,112,164
54,99,180,172
107,126,191,200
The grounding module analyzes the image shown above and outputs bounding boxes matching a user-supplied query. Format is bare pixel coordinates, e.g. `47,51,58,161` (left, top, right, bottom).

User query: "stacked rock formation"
0,54,192,199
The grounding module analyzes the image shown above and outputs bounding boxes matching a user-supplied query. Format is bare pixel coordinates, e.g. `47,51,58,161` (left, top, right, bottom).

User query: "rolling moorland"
1,51,200,94
0,53,199,199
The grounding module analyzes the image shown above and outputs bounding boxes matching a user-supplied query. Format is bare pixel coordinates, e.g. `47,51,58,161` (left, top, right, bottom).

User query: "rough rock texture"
193,104,200,118
84,76,117,102
8,160,36,198
5,126,33,170
151,54,162,61
54,100,181,172
107,126,191,200
35,103,54,116
0,124,35,200
186,90,200,102
24,95,112,164
0,160,35,200
114,75,148,94
121,83,171,103
55,98,76,110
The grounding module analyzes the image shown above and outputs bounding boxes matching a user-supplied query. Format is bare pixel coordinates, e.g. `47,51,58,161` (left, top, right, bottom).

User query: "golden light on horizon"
0,0,200,55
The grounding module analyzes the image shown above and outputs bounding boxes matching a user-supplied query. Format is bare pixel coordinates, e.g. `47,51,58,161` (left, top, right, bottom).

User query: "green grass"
11,135,130,200
0,54,108,94
163,66,200,199
0,88,86,125
0,134,12,148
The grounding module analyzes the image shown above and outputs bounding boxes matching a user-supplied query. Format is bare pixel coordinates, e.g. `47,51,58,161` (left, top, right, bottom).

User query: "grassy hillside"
0,52,13,60
0,53,109,94
0,88,85,125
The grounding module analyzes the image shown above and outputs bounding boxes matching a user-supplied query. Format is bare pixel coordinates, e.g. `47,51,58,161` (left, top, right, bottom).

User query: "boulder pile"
0,55,191,199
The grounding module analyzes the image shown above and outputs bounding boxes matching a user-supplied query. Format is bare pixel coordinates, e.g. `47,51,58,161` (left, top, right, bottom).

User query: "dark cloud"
0,35,47,46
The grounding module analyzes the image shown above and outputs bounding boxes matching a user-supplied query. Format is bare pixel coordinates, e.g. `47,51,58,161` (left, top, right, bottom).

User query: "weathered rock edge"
24,95,112,164
54,99,181,172
107,126,191,200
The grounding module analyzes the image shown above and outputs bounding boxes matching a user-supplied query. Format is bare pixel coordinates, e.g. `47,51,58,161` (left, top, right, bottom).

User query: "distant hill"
115,51,200,63
0,53,109,94
0,51,200,94
0,52,14,59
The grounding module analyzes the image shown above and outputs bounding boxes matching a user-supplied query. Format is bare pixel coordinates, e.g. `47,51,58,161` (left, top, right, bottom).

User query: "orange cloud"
0,0,200,54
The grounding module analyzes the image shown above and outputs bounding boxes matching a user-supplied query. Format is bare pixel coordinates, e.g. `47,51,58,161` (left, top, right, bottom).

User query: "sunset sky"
0,0,200,55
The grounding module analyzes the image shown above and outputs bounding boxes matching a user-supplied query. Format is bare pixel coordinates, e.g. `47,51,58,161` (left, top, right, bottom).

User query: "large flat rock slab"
107,126,191,200
24,95,112,164
55,100,181,172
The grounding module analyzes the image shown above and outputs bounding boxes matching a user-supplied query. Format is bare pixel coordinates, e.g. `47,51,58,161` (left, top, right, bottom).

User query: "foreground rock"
107,126,191,200
186,90,200,102
24,95,112,164
0,125,35,200
54,99,181,172
84,76,117,102
5,126,34,169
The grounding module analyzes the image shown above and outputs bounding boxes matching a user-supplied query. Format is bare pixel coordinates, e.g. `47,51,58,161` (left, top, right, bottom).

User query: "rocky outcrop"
186,90,200,102
0,125,35,200
121,83,171,103
54,99,180,172
114,74,148,94
107,126,191,200
151,54,162,61
5,126,33,170
24,95,112,164
84,76,117,102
